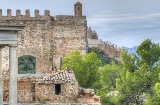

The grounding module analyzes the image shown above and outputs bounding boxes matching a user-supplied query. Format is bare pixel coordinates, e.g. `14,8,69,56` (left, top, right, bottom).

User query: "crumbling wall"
0,8,100,104
87,27,98,39
2,70,79,103
53,16,87,56
78,88,100,104
17,79,35,103
35,84,66,102
0,10,88,74
35,70,79,103
17,21,53,74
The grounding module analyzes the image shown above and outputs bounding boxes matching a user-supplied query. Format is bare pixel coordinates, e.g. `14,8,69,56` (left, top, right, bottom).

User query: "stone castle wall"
0,9,87,74
87,27,123,58
87,27,98,39
0,8,93,104
0,2,122,104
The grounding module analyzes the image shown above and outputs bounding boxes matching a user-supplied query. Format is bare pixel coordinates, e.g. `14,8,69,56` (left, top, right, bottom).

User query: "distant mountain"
125,46,138,54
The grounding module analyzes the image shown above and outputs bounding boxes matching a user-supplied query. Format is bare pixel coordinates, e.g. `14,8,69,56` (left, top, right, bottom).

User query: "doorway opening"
55,84,61,95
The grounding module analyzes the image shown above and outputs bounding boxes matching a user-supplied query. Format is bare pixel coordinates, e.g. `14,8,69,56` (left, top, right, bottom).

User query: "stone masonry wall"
0,9,87,74
2,69,80,103
87,27,98,39
87,26,123,58
0,4,102,104
98,42,123,58
35,70,79,103
53,16,87,56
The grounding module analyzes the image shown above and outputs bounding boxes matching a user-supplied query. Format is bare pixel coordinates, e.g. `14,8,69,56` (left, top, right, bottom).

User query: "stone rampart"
0,9,87,73
87,27,98,39
88,38,123,58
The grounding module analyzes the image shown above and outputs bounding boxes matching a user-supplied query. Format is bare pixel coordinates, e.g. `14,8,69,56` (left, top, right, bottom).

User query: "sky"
0,0,160,48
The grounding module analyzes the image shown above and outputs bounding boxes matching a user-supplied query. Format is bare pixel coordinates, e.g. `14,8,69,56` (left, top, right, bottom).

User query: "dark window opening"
55,84,61,95
78,7,79,10
18,55,36,74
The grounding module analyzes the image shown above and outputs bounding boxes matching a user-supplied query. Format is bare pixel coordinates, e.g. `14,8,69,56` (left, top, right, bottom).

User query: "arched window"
18,55,36,74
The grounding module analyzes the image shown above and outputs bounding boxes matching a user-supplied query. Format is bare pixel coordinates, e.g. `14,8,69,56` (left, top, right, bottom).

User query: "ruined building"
0,1,122,104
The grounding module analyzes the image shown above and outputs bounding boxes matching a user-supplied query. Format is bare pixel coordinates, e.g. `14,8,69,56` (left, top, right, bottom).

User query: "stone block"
7,9,11,17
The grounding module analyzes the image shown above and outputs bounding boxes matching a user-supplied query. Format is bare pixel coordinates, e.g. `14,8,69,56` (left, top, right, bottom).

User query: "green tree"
62,50,101,88
101,62,120,91
137,39,160,67
97,62,121,104
115,39,160,105
145,83,160,105
144,61,160,105
82,52,102,88
89,47,117,66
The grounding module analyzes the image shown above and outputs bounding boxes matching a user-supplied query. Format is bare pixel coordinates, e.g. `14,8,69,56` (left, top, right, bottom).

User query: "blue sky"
0,0,160,48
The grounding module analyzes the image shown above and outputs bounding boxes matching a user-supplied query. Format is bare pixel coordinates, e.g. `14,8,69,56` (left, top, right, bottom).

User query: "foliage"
115,39,160,105
89,47,117,66
101,62,120,90
137,39,160,67
18,39,160,104
62,50,101,88
18,55,36,74
98,39,160,105
144,82,160,105
96,62,121,104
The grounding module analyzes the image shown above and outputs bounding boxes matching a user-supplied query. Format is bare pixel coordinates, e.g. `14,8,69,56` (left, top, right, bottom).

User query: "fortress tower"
74,1,82,16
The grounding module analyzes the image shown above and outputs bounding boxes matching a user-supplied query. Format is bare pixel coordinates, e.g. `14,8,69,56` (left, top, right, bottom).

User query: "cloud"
87,11,160,47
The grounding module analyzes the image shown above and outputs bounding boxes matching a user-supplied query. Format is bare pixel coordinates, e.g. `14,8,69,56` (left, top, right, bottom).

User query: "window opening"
18,55,36,74
55,84,61,95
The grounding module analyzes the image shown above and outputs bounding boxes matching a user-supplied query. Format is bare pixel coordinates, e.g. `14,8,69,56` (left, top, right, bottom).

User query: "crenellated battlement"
0,2,100,104
87,26,98,39
0,9,54,28
0,9,51,18
87,26,123,58
0,9,87,27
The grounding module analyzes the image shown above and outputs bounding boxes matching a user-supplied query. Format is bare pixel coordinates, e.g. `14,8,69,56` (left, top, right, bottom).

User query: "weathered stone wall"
87,27,98,39
3,79,9,102
35,70,79,103
53,15,87,56
3,75,35,102
0,9,87,74
87,26,123,58
88,38,123,58
18,80,35,103
98,42,123,58
0,2,102,104
17,21,53,73
2,70,85,103
35,84,67,103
